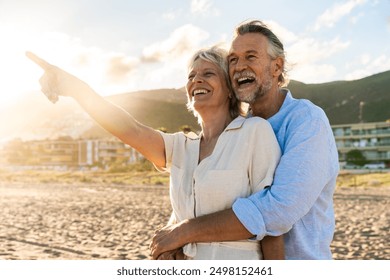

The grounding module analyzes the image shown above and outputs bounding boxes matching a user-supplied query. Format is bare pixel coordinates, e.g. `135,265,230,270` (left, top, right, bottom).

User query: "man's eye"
229,57,237,64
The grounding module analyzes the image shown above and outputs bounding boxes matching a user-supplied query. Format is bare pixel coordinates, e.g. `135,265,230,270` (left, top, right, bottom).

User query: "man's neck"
250,88,287,119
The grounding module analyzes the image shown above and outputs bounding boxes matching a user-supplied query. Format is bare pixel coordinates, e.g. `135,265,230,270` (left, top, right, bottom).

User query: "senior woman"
27,46,282,260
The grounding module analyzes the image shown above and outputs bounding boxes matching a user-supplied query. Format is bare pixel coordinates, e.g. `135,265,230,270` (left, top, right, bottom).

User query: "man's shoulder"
274,92,333,139
291,97,324,115
285,93,328,123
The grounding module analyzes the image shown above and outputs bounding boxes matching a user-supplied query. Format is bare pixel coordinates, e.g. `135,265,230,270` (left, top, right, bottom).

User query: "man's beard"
235,76,273,104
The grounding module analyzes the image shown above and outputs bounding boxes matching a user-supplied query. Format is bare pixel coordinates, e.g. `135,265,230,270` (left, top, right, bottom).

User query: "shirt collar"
279,88,293,110
195,116,246,139
268,88,292,122
225,115,246,131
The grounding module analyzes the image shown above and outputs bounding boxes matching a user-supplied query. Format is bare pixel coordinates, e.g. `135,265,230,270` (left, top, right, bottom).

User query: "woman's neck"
197,109,233,163
200,111,233,142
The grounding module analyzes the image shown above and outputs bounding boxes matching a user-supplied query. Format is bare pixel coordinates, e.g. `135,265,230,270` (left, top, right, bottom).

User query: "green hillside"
2,70,387,142
109,90,200,132
83,70,390,138
82,88,200,137
288,70,390,124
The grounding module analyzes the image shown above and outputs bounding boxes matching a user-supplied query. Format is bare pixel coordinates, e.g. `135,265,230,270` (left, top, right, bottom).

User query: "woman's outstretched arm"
26,51,166,168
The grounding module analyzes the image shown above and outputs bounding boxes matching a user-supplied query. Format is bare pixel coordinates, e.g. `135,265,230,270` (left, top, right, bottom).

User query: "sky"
0,0,389,109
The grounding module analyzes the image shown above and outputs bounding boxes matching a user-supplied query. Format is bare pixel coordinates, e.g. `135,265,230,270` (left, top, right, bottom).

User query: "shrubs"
107,159,155,173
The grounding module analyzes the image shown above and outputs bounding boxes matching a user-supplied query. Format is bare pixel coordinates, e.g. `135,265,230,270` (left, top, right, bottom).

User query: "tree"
157,127,168,133
346,149,368,166
179,125,193,133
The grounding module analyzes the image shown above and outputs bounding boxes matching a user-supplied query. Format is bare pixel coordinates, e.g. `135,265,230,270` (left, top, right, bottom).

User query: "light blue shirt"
232,90,339,260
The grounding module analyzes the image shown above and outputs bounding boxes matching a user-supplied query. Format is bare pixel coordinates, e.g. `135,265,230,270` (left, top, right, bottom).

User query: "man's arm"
233,117,338,239
151,209,252,259
261,236,284,260
151,209,285,260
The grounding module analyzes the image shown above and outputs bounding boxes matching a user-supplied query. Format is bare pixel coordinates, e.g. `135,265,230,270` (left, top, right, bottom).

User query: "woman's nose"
193,74,204,83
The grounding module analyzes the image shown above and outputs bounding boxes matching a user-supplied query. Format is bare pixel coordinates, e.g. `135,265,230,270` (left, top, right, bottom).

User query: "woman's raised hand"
26,51,91,103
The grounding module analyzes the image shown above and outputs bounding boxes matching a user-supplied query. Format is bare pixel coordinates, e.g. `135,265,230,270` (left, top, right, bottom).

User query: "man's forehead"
228,43,261,56
228,33,266,54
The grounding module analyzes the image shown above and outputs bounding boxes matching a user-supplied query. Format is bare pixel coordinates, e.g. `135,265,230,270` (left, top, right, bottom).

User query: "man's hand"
150,221,188,260
26,51,91,103
154,248,186,260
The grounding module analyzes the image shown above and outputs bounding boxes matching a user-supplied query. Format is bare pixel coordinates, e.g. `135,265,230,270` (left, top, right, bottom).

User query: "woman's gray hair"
186,46,244,123
234,19,289,86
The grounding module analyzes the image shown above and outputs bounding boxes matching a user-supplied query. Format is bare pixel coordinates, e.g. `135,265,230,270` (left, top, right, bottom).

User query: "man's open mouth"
237,76,255,86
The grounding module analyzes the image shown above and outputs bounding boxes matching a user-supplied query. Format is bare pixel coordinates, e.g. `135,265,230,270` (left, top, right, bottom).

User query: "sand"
0,180,389,260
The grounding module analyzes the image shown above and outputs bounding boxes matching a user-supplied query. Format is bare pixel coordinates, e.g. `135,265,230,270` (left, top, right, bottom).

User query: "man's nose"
233,58,248,72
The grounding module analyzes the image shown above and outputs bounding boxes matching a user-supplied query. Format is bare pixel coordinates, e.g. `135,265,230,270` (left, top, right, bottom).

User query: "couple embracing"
28,20,339,260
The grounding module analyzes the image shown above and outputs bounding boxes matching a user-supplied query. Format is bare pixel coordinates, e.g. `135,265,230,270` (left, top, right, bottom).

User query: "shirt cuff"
232,197,266,240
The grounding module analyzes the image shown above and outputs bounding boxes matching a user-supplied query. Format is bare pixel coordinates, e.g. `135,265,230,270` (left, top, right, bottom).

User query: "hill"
0,70,389,141
107,70,389,129
82,88,200,138
0,88,200,142
288,70,390,124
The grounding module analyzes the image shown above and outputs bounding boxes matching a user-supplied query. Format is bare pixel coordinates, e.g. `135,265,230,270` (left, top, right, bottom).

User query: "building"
0,137,143,170
2,121,389,170
332,121,390,166
78,138,143,167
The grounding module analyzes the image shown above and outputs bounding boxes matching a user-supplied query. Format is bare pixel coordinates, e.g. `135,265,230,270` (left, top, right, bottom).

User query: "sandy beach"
0,172,389,260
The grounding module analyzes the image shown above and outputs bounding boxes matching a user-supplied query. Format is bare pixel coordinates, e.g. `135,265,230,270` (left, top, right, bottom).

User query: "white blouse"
159,116,281,259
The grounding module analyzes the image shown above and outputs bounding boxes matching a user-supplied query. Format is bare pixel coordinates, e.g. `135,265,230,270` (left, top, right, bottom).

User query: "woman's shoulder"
228,116,274,138
242,115,273,131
